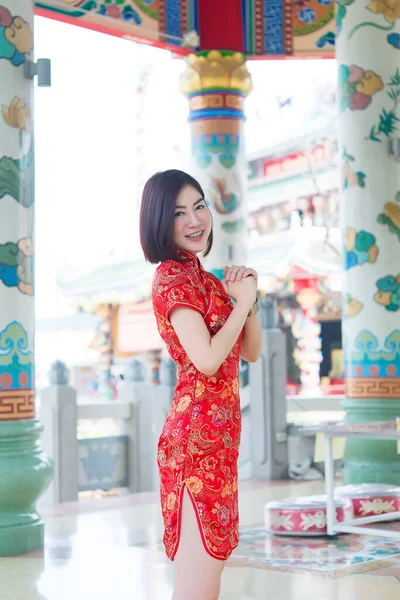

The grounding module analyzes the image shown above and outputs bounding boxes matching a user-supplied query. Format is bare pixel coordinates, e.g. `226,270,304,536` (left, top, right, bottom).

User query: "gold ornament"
180,51,252,97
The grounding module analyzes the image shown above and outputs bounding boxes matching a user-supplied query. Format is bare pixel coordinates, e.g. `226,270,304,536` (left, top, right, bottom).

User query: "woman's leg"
172,487,225,600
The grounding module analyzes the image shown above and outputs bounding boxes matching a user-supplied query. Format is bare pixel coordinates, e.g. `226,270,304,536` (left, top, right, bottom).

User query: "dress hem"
169,483,231,563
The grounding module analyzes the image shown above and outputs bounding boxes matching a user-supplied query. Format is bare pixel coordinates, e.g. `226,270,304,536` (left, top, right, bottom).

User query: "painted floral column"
0,1,52,555
180,51,252,279
337,0,400,483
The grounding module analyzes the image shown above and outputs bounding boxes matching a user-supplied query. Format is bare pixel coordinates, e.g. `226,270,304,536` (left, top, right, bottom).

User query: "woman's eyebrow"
175,198,204,209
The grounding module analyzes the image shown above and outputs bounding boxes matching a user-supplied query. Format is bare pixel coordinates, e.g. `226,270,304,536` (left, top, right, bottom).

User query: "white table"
302,420,400,540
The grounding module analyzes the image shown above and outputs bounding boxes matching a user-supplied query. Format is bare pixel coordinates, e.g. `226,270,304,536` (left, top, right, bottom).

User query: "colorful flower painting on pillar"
336,0,355,34
342,149,367,189
209,176,241,214
343,294,364,318
367,68,400,142
0,6,32,67
339,64,384,111
374,274,400,312
387,32,400,48
344,228,379,270
0,96,34,207
2,96,31,131
377,191,400,239
0,238,34,296
368,0,400,24
347,0,400,39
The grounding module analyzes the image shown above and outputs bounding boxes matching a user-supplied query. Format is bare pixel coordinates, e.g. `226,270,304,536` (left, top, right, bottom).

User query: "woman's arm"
170,277,256,377
223,265,262,363
240,312,262,362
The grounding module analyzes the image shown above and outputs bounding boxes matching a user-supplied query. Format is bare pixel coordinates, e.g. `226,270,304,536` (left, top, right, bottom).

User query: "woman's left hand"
223,265,258,285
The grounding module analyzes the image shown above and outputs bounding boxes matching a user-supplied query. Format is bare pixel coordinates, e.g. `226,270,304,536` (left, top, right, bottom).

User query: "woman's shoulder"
153,259,191,287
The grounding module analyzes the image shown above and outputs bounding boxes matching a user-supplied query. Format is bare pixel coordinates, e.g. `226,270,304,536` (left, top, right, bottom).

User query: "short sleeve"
152,262,206,321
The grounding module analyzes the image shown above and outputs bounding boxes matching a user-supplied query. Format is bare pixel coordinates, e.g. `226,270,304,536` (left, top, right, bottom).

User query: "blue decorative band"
344,330,400,378
0,321,34,390
189,109,245,121
187,89,244,98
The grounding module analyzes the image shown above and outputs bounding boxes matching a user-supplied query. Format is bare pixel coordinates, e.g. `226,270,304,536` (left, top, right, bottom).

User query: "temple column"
337,1,400,483
181,51,252,278
0,1,52,554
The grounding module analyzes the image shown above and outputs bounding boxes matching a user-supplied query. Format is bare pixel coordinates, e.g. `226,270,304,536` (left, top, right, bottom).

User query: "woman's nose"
188,211,201,226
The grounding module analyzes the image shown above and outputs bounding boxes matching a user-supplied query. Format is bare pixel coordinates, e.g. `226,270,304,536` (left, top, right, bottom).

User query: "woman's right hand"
222,275,257,308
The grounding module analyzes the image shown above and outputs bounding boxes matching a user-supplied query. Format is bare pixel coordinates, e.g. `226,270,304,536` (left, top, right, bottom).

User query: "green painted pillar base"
0,419,53,557
341,399,400,486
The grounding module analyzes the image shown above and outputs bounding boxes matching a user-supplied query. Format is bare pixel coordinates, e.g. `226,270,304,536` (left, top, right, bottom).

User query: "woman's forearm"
240,313,262,362
170,300,252,377
208,301,251,375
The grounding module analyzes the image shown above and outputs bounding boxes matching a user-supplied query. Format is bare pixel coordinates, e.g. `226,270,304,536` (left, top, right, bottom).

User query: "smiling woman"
140,169,261,600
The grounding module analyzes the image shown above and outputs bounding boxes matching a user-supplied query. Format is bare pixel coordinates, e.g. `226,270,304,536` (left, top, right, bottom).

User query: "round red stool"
265,495,353,536
335,484,400,518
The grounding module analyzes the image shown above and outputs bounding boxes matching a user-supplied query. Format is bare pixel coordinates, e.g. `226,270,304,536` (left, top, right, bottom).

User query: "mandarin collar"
177,250,204,272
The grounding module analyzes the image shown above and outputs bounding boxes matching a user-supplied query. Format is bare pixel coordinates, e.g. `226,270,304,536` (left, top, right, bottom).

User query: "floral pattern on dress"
152,250,242,561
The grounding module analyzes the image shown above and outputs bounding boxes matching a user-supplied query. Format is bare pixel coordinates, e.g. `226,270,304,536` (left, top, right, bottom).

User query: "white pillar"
0,1,52,555
0,1,35,419
337,2,400,483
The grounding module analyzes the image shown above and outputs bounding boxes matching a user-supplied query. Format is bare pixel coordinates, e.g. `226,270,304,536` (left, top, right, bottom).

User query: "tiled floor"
3,480,400,599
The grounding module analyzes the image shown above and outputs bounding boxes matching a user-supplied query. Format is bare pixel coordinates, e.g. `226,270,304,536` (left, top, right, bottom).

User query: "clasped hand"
221,265,258,307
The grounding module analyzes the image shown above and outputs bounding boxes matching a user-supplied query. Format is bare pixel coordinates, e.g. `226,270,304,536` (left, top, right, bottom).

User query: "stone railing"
39,298,343,505
39,357,176,506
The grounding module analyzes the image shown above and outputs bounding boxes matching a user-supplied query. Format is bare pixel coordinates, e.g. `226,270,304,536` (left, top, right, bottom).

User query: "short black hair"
140,169,213,264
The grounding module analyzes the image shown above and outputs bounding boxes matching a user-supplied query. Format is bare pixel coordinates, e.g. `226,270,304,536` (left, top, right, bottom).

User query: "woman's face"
173,185,212,255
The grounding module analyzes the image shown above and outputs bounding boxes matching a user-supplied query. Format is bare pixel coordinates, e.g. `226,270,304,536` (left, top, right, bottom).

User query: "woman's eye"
174,212,184,217
196,204,205,210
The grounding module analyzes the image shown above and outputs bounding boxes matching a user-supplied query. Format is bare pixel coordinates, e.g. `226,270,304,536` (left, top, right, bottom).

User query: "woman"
140,169,262,600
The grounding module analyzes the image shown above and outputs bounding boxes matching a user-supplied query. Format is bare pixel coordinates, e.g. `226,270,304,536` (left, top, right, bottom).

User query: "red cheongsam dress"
152,250,242,561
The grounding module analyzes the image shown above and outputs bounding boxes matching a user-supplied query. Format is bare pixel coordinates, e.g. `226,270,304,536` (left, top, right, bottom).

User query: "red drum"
265,495,354,536
334,484,400,518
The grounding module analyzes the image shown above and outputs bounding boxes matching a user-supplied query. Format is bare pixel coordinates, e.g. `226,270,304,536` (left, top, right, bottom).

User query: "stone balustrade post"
119,358,154,492
39,361,78,506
